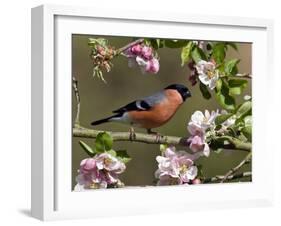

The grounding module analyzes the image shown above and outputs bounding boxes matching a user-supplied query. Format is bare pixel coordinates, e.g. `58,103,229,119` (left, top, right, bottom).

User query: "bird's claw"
147,129,162,143
129,127,136,141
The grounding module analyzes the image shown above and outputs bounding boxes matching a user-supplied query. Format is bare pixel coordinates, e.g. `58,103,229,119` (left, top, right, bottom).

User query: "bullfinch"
91,84,191,134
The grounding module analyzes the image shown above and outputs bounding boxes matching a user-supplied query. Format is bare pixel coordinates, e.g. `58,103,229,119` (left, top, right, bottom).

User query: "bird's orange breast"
128,89,183,129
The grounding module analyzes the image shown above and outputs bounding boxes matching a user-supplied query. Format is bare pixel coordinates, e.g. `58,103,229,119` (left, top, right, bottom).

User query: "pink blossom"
131,44,142,55
124,43,159,74
75,153,125,190
141,46,153,59
155,147,198,186
145,58,160,74
187,135,210,157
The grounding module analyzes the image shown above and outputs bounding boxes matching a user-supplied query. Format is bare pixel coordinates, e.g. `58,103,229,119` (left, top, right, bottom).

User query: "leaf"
147,39,164,49
215,80,236,111
212,43,226,64
242,126,252,141
181,42,194,66
79,140,95,157
228,79,247,96
116,150,131,164
199,81,211,99
236,101,252,119
165,40,188,48
106,149,117,157
215,113,233,125
225,59,240,75
216,78,223,92
88,38,107,47
191,46,207,63
226,42,238,51
95,132,113,153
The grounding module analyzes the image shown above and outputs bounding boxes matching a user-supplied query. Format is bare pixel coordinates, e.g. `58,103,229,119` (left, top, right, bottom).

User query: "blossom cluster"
155,146,198,186
187,109,236,157
125,44,160,74
74,153,125,191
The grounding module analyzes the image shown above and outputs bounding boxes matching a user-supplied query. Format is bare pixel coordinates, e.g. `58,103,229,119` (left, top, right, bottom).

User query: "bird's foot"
147,129,162,143
129,127,136,141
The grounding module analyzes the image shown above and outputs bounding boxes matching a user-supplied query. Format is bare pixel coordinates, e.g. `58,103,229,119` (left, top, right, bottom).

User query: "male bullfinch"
91,84,191,134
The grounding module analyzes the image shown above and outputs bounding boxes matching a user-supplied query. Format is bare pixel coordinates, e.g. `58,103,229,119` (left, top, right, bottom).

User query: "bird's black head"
165,84,191,101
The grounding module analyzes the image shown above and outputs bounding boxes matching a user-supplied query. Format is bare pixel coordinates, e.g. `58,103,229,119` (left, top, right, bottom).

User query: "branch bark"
116,38,144,55
203,171,252,183
73,126,186,146
220,152,252,183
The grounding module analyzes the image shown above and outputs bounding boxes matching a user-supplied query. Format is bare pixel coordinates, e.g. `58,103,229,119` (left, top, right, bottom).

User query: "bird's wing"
112,91,165,114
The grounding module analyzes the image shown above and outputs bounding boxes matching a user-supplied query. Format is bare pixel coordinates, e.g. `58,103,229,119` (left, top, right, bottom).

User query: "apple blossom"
195,60,219,90
155,147,198,186
75,153,125,190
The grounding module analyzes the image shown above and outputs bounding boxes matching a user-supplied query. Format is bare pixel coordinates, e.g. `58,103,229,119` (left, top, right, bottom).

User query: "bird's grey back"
142,91,165,107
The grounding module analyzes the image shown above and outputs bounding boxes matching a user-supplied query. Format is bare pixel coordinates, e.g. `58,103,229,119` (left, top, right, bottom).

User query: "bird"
91,84,191,138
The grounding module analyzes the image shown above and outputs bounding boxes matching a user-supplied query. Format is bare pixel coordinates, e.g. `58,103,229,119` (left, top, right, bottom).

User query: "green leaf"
225,59,240,75
95,132,113,153
216,78,223,92
165,40,188,48
191,46,207,63
215,113,233,125
181,41,194,66
79,140,95,157
226,42,238,51
228,79,248,96
106,149,117,157
160,144,168,153
199,81,212,99
116,150,131,164
88,38,107,47
212,43,226,64
236,101,252,119
242,126,252,141
147,39,164,49
215,80,236,110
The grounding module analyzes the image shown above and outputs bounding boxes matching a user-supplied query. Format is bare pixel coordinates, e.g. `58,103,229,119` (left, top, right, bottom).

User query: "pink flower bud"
145,58,160,74
131,44,142,55
141,46,153,59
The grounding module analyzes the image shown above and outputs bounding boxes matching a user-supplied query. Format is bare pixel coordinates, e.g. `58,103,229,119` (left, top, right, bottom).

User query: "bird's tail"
91,114,122,126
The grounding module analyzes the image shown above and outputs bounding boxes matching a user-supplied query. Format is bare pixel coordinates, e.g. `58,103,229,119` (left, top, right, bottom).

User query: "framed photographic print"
31,4,274,221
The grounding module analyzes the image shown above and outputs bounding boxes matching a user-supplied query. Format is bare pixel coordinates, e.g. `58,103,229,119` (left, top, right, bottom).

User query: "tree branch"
73,126,186,146
220,152,252,183
72,77,80,127
115,38,144,55
213,136,252,152
203,171,252,183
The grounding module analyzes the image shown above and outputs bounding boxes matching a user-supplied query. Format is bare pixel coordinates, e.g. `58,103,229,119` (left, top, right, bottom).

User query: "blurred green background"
72,35,252,189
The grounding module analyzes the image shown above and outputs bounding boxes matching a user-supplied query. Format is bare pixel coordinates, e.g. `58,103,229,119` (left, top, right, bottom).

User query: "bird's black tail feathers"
91,114,121,126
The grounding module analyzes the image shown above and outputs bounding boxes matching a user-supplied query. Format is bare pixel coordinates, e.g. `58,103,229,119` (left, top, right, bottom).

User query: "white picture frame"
31,4,274,221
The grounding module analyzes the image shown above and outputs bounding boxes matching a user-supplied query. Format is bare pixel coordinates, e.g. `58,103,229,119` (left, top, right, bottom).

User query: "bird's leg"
129,127,136,141
147,129,161,143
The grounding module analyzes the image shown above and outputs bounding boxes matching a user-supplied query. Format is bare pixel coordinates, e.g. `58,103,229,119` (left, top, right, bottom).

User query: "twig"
213,136,252,152
203,171,252,183
115,38,144,55
220,152,252,183
72,77,81,127
235,73,252,79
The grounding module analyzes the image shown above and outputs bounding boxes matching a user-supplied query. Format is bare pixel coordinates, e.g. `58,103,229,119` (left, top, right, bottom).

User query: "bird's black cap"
165,84,191,101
